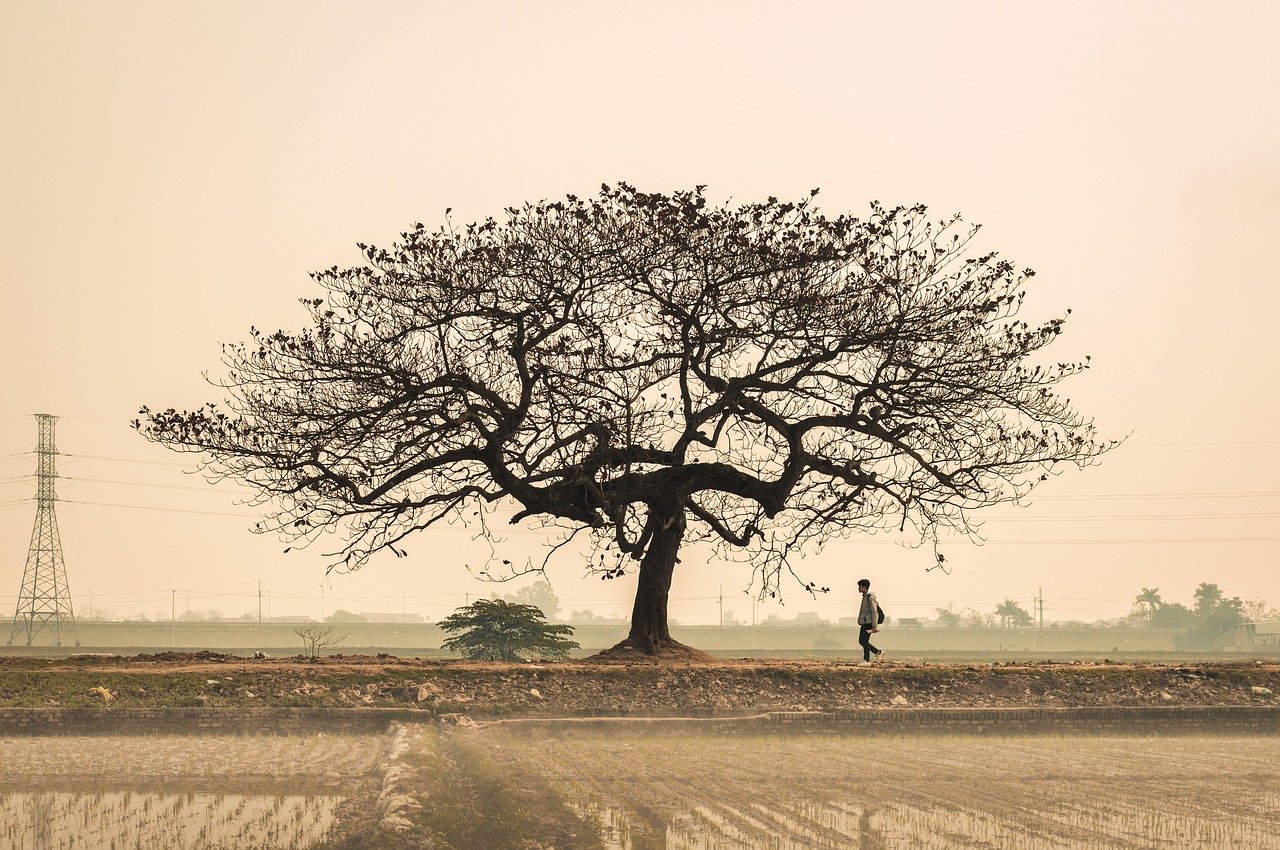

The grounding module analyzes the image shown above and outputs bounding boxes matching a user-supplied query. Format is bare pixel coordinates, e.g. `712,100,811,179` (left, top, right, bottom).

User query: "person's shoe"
858,660,873,666
875,650,887,664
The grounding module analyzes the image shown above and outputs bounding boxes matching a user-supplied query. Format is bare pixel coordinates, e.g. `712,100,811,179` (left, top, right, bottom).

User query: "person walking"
857,578,884,664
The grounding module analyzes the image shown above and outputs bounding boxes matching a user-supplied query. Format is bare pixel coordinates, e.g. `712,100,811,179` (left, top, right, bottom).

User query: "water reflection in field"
0,791,342,850
494,731,1280,849
0,733,385,850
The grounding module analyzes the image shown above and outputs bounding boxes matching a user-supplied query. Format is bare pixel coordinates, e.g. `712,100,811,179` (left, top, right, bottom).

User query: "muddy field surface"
2,718,1278,848
0,732,385,785
464,728,1280,848
0,655,1276,714
0,732,392,850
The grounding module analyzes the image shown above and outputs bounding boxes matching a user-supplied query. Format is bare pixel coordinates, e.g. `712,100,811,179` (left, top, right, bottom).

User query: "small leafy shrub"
439,599,578,662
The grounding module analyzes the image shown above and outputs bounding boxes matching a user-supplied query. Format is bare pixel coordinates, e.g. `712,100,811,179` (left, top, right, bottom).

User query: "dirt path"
0,654,1276,714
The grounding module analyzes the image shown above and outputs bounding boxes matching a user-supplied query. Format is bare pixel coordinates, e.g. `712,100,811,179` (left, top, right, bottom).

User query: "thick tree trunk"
624,509,684,654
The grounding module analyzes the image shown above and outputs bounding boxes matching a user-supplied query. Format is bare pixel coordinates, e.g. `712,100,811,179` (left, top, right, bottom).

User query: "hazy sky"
2,1,1278,626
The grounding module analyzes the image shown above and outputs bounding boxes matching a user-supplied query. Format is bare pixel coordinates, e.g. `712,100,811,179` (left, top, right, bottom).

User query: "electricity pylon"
8,414,79,647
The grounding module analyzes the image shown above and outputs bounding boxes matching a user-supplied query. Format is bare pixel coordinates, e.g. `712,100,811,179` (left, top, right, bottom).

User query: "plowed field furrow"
873,800,1089,849
762,799,886,846
0,792,343,849
780,797,1079,849
1048,797,1280,849
886,780,1102,847
475,730,1280,848
0,733,385,782
668,784,855,848
680,800,798,847
909,780,1153,844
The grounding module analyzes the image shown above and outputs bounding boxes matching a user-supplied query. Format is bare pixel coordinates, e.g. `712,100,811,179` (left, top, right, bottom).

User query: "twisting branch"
138,184,1113,650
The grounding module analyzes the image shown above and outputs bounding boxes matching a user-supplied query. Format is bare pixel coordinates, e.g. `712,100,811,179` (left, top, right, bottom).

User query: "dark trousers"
859,624,880,661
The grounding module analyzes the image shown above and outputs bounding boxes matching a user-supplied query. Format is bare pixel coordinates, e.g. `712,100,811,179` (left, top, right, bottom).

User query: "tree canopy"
438,598,578,662
994,599,1033,628
502,579,561,620
137,184,1110,655
1131,582,1247,642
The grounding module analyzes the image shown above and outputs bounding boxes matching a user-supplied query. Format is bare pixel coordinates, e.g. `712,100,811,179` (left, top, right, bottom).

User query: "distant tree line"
1127,583,1278,649
933,602,1031,629
920,583,1278,645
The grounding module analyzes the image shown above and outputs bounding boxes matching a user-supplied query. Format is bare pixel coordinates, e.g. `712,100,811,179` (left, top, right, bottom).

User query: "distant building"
359,612,425,624
1225,620,1280,650
897,617,924,629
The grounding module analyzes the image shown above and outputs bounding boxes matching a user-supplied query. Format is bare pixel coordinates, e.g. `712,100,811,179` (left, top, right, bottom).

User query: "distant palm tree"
1135,587,1163,615
994,599,1032,629
1194,582,1224,618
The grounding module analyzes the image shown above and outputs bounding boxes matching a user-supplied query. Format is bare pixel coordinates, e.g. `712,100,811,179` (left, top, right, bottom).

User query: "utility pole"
320,585,325,621
8,414,79,647
1033,587,1045,653
257,580,263,652
719,585,724,649
402,591,407,624
170,589,175,648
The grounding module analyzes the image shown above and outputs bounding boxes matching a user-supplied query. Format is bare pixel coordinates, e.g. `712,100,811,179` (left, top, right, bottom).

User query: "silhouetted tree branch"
138,184,1112,655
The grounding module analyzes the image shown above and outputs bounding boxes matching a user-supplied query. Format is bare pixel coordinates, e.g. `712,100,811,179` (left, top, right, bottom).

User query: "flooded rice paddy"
477,729,1280,849
0,733,385,849
0,792,343,849
1,727,1277,848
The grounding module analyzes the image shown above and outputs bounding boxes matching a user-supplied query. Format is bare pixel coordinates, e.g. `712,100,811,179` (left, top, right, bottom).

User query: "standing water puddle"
0,732,387,850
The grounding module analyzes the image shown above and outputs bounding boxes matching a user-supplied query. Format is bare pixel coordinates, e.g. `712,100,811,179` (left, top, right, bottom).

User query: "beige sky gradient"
2,1,1278,625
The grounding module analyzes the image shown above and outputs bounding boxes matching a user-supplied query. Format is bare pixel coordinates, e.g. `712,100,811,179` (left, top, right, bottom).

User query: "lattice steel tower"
8,414,79,646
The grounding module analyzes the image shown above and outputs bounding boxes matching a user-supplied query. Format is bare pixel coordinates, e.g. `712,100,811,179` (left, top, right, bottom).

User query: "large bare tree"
138,185,1109,655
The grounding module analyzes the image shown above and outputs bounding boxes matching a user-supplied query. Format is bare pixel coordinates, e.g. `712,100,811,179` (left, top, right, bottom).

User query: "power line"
38,417,1280,450
61,475,253,495
12,495,1280,543
15,459,1280,505
59,499,258,519
957,536,1280,545
57,415,137,425
1036,490,1280,501
45,498,566,533
61,453,197,468
983,511,1280,522
1123,441,1280,452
